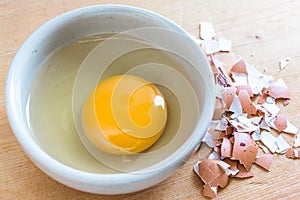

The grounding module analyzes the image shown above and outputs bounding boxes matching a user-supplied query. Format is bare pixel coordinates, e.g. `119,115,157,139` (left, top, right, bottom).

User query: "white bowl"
5,5,215,194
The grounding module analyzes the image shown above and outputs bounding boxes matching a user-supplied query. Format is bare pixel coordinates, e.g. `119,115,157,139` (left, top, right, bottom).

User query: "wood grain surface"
1,0,300,199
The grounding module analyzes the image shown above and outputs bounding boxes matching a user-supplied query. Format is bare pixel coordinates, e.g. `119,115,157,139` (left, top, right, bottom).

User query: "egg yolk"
81,75,167,154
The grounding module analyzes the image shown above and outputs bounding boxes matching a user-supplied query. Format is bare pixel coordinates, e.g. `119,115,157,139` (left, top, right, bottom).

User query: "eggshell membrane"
230,59,248,75
222,87,237,109
274,114,288,132
238,89,257,115
255,154,273,171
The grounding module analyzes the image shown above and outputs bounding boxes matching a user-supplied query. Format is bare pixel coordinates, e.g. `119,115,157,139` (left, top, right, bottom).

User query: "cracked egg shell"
238,89,257,115
232,132,258,171
221,137,233,158
264,79,290,100
223,158,238,171
203,184,217,198
255,154,273,171
222,87,237,109
257,93,268,104
198,159,229,187
234,163,254,178
274,114,288,132
230,59,248,75
213,97,226,120
286,148,295,158
236,85,254,97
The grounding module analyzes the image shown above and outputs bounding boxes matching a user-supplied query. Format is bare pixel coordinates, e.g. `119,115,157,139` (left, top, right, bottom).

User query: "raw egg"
81,75,167,154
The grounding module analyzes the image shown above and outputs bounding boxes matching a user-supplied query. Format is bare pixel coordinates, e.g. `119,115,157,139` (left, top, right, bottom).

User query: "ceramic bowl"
5,5,215,194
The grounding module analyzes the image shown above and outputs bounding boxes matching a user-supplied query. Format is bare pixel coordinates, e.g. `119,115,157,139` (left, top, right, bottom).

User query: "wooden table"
1,0,300,199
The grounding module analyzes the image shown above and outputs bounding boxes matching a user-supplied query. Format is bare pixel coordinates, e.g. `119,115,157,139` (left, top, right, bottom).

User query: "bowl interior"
6,5,215,194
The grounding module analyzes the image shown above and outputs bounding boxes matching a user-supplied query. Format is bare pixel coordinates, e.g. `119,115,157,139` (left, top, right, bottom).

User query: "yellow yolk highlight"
81,75,167,154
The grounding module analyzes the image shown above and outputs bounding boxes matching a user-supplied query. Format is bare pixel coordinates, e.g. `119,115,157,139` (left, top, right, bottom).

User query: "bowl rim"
5,4,215,193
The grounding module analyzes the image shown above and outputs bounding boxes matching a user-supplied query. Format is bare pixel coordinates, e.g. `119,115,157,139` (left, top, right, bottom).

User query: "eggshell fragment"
260,131,277,153
293,133,300,147
257,93,268,104
234,163,254,178
194,159,230,198
199,22,216,40
238,90,257,115
262,98,280,116
245,62,274,95
231,72,248,86
226,126,234,136
194,23,300,198
283,120,299,134
221,137,232,158
202,130,216,148
222,87,237,109
218,37,232,52
279,57,291,70
264,78,290,100
215,117,228,131
286,147,300,159
236,85,253,97
215,65,233,87
232,132,258,171
230,59,248,75
203,184,217,198
204,40,220,54
275,135,290,154
229,95,243,118
286,148,295,158
213,97,226,120
208,151,221,160
274,114,288,132
255,154,273,171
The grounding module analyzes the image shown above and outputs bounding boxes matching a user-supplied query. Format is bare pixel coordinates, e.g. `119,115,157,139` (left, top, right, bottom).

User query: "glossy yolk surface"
81,75,167,154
